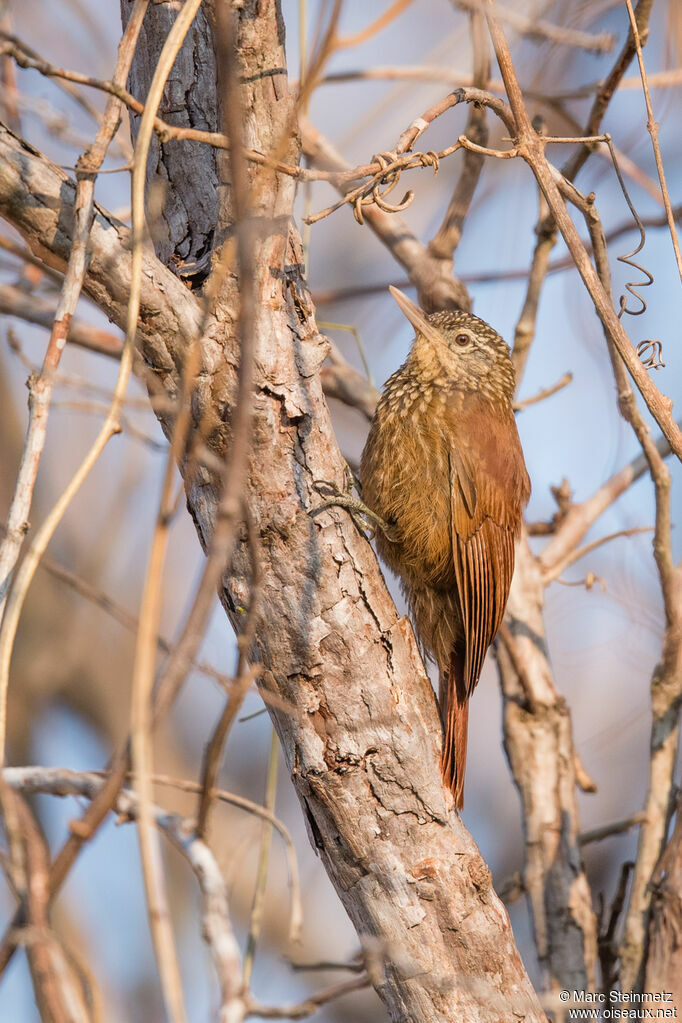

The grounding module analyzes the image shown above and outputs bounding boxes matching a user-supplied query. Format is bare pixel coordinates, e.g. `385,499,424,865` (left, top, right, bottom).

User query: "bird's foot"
311,470,397,542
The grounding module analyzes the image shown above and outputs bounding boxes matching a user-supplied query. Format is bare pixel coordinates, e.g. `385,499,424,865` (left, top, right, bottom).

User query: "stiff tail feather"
441,647,469,809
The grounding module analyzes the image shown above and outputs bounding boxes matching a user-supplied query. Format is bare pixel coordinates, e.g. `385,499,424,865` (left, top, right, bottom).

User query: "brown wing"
450,506,516,698
442,401,529,805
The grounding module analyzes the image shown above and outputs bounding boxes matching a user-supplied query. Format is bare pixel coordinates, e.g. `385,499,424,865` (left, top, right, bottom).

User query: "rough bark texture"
645,795,682,1004
122,0,220,283
0,3,547,1020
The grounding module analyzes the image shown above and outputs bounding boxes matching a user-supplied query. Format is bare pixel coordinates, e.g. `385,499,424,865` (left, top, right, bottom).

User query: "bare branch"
540,426,678,570
245,975,370,1020
543,527,654,585
560,0,654,184
0,784,91,1023
514,371,572,412
334,0,414,50
0,0,148,625
579,813,647,848
493,538,599,990
454,0,615,53
483,9,682,458
545,113,682,995
312,205,682,306
301,117,471,312
243,727,279,988
2,767,245,1023
319,345,379,421
0,282,123,358
429,8,489,260
623,0,682,283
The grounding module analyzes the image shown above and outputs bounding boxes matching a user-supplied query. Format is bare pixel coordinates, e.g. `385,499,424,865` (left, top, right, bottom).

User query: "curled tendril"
420,150,440,174
351,149,441,224
636,339,665,370
603,136,655,319
600,135,667,371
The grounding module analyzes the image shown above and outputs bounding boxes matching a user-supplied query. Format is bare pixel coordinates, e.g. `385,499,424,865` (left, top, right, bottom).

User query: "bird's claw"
311,476,396,542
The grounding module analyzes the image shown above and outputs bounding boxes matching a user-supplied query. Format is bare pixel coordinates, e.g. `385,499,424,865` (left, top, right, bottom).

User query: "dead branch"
454,0,615,53
579,813,647,848
494,537,598,990
0,783,91,1022
476,17,681,458
301,116,471,312
553,118,682,995
560,0,655,184
622,0,682,283
244,974,370,1020
514,371,572,412
2,767,245,1023
312,205,682,306
540,424,679,572
0,0,147,625
0,283,123,359
429,8,490,261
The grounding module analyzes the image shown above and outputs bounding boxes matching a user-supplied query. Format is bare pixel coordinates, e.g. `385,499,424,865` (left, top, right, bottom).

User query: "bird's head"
390,286,516,403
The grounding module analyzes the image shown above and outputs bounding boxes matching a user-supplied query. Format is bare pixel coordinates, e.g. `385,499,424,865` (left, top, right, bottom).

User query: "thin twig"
0,233,64,282
514,372,572,411
579,813,647,847
508,0,656,390
455,0,615,53
316,65,682,95
482,9,682,459
125,7,207,1021
312,205,682,305
560,0,654,184
0,0,148,625
0,283,124,358
429,7,489,260
540,424,679,571
196,508,262,838
334,0,414,50
0,7,152,766
0,31,314,182
142,771,302,945
245,974,370,1020
301,117,471,312
31,548,238,694
623,0,682,284
243,727,279,987
1,767,245,1022
554,118,682,994
3,790,91,1023
320,341,379,421
543,527,654,584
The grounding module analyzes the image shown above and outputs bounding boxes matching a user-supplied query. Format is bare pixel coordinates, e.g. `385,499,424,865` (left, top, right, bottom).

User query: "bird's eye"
454,332,470,347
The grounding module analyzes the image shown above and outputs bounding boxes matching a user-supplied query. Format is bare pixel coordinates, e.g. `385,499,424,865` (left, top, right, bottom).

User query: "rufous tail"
441,649,469,809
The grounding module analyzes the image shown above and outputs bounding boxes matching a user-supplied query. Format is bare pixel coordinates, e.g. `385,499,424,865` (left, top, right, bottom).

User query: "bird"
359,287,530,809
